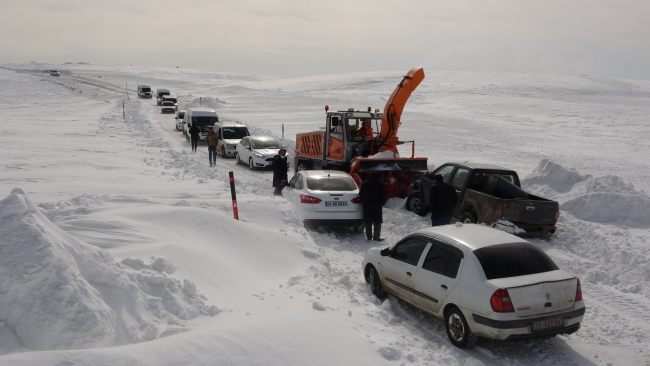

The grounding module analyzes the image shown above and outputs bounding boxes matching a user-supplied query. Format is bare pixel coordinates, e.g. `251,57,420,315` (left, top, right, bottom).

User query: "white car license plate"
532,317,564,331
325,201,347,207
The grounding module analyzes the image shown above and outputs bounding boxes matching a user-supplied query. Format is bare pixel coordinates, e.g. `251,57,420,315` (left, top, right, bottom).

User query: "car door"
380,237,429,305
283,173,301,204
413,239,464,315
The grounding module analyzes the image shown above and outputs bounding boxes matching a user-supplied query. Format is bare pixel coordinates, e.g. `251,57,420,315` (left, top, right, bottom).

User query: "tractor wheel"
406,195,428,216
461,212,477,224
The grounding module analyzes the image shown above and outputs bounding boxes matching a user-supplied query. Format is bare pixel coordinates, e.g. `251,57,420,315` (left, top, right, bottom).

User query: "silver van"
183,108,219,141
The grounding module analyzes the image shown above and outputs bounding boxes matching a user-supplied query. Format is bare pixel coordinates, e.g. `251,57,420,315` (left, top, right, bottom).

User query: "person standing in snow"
272,147,288,196
429,174,458,226
359,173,386,241
205,126,218,166
189,124,201,152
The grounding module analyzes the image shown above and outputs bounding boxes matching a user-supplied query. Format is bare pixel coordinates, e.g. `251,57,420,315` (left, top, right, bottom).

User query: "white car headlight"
255,153,263,158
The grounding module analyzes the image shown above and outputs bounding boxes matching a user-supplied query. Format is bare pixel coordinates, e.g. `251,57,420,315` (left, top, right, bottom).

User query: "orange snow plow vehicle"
294,67,428,198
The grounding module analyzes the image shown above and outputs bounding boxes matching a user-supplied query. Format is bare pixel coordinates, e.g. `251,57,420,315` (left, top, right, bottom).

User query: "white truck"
183,108,219,141
137,84,152,98
214,121,250,158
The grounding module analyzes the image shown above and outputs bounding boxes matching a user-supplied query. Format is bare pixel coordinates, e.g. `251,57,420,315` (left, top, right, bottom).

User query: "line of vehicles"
136,73,583,349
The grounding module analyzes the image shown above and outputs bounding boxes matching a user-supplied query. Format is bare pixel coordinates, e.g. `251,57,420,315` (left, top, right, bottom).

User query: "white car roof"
187,108,216,113
218,121,246,127
249,136,277,141
413,224,524,252
303,170,352,178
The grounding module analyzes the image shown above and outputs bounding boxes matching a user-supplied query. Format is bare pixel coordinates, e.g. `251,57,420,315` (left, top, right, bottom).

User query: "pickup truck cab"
137,84,152,98
406,162,559,236
156,88,170,105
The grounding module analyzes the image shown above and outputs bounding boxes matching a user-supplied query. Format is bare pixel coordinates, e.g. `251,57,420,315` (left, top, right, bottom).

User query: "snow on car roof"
415,224,524,251
303,170,351,178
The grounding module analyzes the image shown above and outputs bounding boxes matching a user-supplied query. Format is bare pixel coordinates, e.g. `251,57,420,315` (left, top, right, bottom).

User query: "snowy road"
1,65,649,366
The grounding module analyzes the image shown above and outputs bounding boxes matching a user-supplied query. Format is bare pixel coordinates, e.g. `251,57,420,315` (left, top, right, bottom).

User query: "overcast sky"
2,0,649,79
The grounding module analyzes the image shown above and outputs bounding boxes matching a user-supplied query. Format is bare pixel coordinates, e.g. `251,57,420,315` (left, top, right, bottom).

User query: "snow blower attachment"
294,67,428,198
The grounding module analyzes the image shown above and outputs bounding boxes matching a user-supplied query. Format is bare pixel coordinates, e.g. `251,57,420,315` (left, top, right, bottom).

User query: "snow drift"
523,160,650,227
0,188,217,355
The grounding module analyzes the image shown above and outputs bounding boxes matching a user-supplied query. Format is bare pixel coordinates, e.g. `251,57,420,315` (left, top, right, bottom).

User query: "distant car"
214,121,250,158
235,136,282,170
161,101,176,113
362,224,585,348
137,84,152,98
283,170,364,231
175,110,186,131
156,88,170,105
162,96,178,111
49,70,60,76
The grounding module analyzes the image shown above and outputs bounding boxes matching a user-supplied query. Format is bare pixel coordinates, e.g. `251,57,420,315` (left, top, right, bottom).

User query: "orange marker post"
229,171,239,220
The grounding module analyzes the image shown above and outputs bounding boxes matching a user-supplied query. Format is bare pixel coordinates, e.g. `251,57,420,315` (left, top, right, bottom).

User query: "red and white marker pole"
229,171,239,220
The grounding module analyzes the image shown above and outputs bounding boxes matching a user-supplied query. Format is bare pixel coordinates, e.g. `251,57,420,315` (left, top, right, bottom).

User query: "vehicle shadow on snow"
386,295,597,366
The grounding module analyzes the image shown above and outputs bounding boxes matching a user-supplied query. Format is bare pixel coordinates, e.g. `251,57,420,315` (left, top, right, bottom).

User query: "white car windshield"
306,176,357,191
223,127,250,139
192,116,218,126
473,243,559,280
252,139,280,149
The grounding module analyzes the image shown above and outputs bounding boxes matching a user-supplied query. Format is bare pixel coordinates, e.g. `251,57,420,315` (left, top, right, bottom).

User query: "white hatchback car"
235,136,281,170
362,224,584,348
283,170,364,231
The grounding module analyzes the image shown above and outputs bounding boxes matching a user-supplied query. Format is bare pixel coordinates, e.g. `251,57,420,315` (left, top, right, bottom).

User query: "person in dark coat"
272,147,288,196
359,173,386,241
189,124,201,152
429,174,458,226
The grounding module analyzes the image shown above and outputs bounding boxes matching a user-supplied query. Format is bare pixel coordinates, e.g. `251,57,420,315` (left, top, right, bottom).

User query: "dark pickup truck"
405,162,559,236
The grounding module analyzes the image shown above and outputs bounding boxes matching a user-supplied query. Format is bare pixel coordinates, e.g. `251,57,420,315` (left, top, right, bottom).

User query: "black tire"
235,152,242,165
221,146,227,159
368,267,385,299
353,224,364,233
445,307,477,348
461,212,477,224
406,194,428,216
249,158,255,170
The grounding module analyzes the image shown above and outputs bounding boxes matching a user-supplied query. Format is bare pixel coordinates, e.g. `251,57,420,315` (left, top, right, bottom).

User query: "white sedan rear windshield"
474,243,559,280
306,176,357,191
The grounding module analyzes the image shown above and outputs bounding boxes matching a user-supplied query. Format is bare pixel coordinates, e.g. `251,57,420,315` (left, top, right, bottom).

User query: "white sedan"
235,136,281,170
362,224,585,348
283,170,364,231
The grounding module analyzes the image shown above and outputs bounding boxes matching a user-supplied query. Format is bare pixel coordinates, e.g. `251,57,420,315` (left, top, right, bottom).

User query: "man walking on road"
429,174,458,226
359,173,386,241
272,147,288,196
189,124,201,152
205,127,217,166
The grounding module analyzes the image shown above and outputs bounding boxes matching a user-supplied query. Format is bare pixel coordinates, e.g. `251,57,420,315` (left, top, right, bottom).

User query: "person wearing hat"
272,146,288,196
205,126,218,166
359,173,386,241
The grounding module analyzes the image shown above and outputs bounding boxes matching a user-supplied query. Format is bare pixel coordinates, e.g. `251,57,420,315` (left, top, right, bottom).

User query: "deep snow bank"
0,189,217,355
523,159,650,227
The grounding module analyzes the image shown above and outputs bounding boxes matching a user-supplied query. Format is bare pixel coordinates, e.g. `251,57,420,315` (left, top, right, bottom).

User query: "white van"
137,84,152,98
156,88,170,105
183,108,219,141
214,121,250,158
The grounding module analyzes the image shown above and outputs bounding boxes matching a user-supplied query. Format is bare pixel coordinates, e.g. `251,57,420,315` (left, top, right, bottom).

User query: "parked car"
49,70,60,76
161,101,176,113
406,162,559,236
235,136,282,170
137,84,152,98
183,108,219,141
362,224,584,348
162,96,178,111
156,88,170,105
214,121,250,158
283,170,364,231
175,110,186,131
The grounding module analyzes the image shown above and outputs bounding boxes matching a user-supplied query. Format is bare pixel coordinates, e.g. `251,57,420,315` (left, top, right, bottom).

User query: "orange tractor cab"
294,67,428,198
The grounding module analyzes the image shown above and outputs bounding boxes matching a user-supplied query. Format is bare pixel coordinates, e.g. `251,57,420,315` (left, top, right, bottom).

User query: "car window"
295,175,304,190
422,241,463,278
434,165,455,183
391,238,429,266
474,242,559,280
306,176,357,191
288,174,300,188
450,168,470,190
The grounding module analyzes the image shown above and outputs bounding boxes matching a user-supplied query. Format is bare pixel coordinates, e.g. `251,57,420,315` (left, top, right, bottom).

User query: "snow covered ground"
1,63,649,366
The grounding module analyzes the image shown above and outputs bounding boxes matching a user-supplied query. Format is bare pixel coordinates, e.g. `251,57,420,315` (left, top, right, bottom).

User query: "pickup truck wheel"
445,307,477,348
406,195,428,216
461,212,477,224
368,267,385,299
